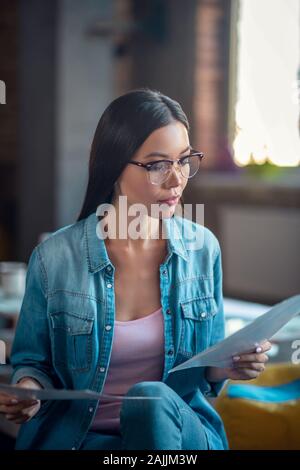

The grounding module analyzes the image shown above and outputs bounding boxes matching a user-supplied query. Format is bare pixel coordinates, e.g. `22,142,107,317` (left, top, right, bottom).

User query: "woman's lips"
158,196,179,206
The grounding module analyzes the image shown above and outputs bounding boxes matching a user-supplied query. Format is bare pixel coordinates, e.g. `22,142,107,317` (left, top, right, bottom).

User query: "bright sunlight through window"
233,0,300,167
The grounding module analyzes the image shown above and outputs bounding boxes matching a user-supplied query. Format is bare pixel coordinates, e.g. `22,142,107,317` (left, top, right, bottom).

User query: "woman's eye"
152,162,169,172
180,156,190,165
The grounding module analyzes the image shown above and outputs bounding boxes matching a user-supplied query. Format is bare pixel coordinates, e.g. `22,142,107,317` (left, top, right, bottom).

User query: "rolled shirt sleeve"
10,247,56,390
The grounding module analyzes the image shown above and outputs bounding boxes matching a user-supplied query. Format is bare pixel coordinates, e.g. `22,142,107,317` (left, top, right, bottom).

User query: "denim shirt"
10,212,228,450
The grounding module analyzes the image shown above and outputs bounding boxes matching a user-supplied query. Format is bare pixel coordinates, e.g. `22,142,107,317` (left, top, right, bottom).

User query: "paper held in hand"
0,384,163,401
2,295,300,401
168,294,300,374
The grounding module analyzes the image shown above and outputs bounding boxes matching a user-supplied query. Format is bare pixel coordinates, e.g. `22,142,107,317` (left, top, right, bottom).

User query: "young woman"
0,89,271,450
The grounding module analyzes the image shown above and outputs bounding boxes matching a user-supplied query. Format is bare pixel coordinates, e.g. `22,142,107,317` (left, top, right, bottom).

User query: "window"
231,0,300,167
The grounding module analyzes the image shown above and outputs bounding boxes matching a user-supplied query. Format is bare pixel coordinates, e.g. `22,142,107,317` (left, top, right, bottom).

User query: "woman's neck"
101,208,166,251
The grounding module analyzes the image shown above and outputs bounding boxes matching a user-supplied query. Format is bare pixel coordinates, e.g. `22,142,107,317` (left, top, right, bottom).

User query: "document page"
169,294,300,373
0,384,162,401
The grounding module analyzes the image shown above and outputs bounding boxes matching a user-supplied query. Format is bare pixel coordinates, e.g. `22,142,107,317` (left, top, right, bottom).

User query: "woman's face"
115,121,190,219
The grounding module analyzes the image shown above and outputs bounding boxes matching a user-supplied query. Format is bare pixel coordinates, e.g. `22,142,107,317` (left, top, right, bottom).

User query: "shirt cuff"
11,367,54,389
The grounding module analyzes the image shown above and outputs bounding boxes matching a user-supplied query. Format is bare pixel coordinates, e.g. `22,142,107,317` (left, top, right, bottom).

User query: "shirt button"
167,349,174,356
162,270,167,276
107,283,112,289
200,312,207,318
106,266,112,273
166,309,171,315
89,407,94,413
105,325,112,331
100,367,106,373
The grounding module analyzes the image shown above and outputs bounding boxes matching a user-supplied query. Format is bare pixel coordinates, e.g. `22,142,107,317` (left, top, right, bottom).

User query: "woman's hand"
0,377,42,424
206,340,272,383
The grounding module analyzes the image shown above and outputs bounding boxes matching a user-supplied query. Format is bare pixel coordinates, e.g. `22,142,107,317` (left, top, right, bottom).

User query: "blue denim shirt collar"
84,212,188,273
163,216,189,262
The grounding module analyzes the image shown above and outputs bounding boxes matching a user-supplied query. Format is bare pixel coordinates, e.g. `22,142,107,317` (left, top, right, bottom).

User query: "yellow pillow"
215,363,300,450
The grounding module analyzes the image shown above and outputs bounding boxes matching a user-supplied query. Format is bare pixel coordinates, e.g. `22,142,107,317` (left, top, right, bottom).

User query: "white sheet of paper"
0,384,162,401
168,294,300,373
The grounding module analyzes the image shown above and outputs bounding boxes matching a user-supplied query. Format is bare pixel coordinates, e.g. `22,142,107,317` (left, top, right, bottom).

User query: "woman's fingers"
229,341,272,381
234,341,272,358
5,413,22,421
13,417,30,424
5,402,39,423
0,400,38,414
5,413,29,424
233,353,269,364
233,362,266,372
0,380,42,423
0,394,19,406
234,368,261,380
256,341,272,353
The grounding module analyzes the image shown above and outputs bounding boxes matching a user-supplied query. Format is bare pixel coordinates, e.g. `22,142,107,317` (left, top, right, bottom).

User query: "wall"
221,205,300,302
184,172,300,303
0,0,18,259
17,0,115,259
56,0,115,227
17,0,57,260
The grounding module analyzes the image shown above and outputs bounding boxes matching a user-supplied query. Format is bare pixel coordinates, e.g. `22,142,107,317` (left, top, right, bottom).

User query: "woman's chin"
158,206,177,219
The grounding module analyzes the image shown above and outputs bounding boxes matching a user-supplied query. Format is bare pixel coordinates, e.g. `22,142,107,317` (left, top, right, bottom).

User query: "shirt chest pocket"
49,294,95,372
178,297,217,357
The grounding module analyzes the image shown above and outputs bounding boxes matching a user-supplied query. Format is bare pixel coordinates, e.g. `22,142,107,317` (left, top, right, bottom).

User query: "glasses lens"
180,155,200,179
148,154,202,185
149,161,171,185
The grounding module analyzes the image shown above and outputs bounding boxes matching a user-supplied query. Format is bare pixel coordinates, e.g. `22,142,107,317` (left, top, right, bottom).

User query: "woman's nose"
165,163,182,187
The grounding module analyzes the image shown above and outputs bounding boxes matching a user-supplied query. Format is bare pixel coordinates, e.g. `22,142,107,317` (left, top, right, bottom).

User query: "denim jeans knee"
120,381,169,427
125,380,169,397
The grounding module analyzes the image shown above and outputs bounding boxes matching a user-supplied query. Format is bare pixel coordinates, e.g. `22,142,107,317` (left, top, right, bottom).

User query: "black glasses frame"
128,150,204,174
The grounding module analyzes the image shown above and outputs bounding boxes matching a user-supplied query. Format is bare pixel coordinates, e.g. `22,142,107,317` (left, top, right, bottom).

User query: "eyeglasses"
128,150,204,185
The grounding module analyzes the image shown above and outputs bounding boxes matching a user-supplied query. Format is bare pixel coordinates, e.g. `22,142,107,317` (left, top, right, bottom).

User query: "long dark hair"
77,88,190,221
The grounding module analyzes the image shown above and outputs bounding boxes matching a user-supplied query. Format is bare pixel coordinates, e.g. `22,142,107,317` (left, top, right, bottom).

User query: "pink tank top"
90,307,165,434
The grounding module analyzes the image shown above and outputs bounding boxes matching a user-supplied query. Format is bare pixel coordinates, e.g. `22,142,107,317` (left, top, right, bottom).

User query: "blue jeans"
80,381,209,450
